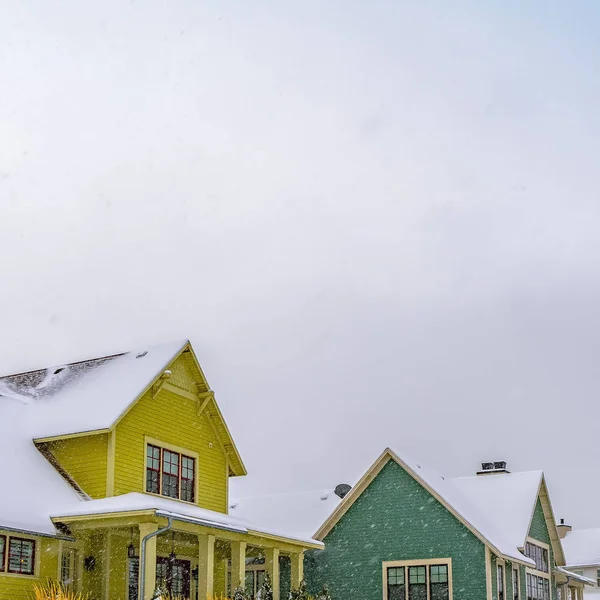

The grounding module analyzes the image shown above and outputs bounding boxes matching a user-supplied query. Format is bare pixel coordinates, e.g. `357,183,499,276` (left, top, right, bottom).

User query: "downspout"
139,516,173,600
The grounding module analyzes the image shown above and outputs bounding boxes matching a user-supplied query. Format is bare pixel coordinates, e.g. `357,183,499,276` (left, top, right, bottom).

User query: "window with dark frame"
0,535,5,572
513,567,519,600
145,443,196,503
387,567,406,600
386,564,449,600
498,564,504,600
7,537,35,575
526,572,550,600
128,557,139,600
525,542,549,573
430,565,449,600
408,566,427,600
162,450,180,499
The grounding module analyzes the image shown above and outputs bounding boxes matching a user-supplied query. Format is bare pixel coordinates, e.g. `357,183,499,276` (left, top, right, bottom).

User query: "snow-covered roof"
0,339,187,439
0,340,186,536
52,492,322,548
370,448,555,565
232,448,559,566
229,489,342,542
555,566,597,586
563,528,600,567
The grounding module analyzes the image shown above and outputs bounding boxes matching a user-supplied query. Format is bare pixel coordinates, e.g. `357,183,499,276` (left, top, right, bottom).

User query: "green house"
232,448,593,600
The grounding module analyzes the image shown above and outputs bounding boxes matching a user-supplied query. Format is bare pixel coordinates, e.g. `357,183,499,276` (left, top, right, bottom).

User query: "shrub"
32,580,87,600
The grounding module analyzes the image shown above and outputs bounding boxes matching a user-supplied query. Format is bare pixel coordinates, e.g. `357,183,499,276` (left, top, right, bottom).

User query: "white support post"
197,534,215,600
230,540,247,592
290,552,304,589
265,548,280,600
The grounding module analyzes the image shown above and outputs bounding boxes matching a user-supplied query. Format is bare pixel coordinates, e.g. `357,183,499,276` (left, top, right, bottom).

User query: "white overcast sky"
2,1,600,527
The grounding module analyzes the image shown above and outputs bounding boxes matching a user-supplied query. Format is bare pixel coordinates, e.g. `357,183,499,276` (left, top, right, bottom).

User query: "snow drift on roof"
0,339,187,439
563,528,600,567
52,492,321,547
230,489,342,542
231,448,544,566
0,340,187,535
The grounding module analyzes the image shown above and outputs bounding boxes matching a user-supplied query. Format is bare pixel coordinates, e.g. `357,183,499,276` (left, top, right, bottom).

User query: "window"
525,542,548,573
497,564,504,600
0,536,5,572
145,443,196,503
526,573,550,600
409,566,427,600
388,567,406,600
128,557,139,600
430,565,449,600
60,547,77,591
513,568,519,600
384,562,451,600
162,450,180,499
7,537,35,575
597,569,600,587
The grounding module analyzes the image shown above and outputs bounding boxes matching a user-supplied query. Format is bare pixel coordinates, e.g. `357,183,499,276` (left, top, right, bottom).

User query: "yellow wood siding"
113,386,228,513
81,531,105,600
47,433,108,499
0,534,59,600
168,355,198,394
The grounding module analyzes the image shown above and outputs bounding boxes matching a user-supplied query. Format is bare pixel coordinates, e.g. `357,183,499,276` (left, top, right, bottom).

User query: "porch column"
265,548,280,600
230,540,247,591
138,523,158,600
197,533,215,600
290,552,304,588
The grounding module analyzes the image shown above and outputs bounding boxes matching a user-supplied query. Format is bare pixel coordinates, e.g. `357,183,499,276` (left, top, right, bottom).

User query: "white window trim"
382,558,453,600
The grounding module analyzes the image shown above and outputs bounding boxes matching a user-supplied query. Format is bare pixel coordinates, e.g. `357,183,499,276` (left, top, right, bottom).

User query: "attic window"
525,541,548,573
146,443,196,503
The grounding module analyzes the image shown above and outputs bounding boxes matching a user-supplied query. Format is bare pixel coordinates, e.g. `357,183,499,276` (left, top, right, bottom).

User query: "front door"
157,556,191,598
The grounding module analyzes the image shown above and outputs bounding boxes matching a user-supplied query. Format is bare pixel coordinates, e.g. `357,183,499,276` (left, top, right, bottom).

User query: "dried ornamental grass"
31,580,87,600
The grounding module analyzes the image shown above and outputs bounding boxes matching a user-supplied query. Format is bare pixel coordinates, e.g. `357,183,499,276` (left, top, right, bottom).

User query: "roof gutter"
154,510,246,534
0,524,75,542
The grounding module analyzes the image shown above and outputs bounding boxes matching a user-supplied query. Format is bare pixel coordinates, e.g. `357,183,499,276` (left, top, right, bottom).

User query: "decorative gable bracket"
196,388,215,416
151,369,173,399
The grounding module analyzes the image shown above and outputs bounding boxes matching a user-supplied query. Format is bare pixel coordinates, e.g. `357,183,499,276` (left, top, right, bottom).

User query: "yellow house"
0,340,321,600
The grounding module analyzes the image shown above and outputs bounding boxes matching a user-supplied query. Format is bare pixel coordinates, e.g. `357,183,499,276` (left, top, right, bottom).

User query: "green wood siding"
527,498,556,600
307,459,487,600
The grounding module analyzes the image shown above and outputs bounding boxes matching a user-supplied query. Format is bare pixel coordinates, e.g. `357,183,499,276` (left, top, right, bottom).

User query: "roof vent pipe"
334,484,352,499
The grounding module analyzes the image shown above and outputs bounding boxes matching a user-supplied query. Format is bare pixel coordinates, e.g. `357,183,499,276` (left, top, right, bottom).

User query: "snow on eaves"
387,447,539,565
231,449,542,566
51,493,322,547
555,566,597,586
0,340,188,536
230,489,342,543
0,339,188,439
562,528,600,567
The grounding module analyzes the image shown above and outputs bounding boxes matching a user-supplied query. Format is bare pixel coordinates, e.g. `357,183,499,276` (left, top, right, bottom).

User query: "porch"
56,511,318,600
